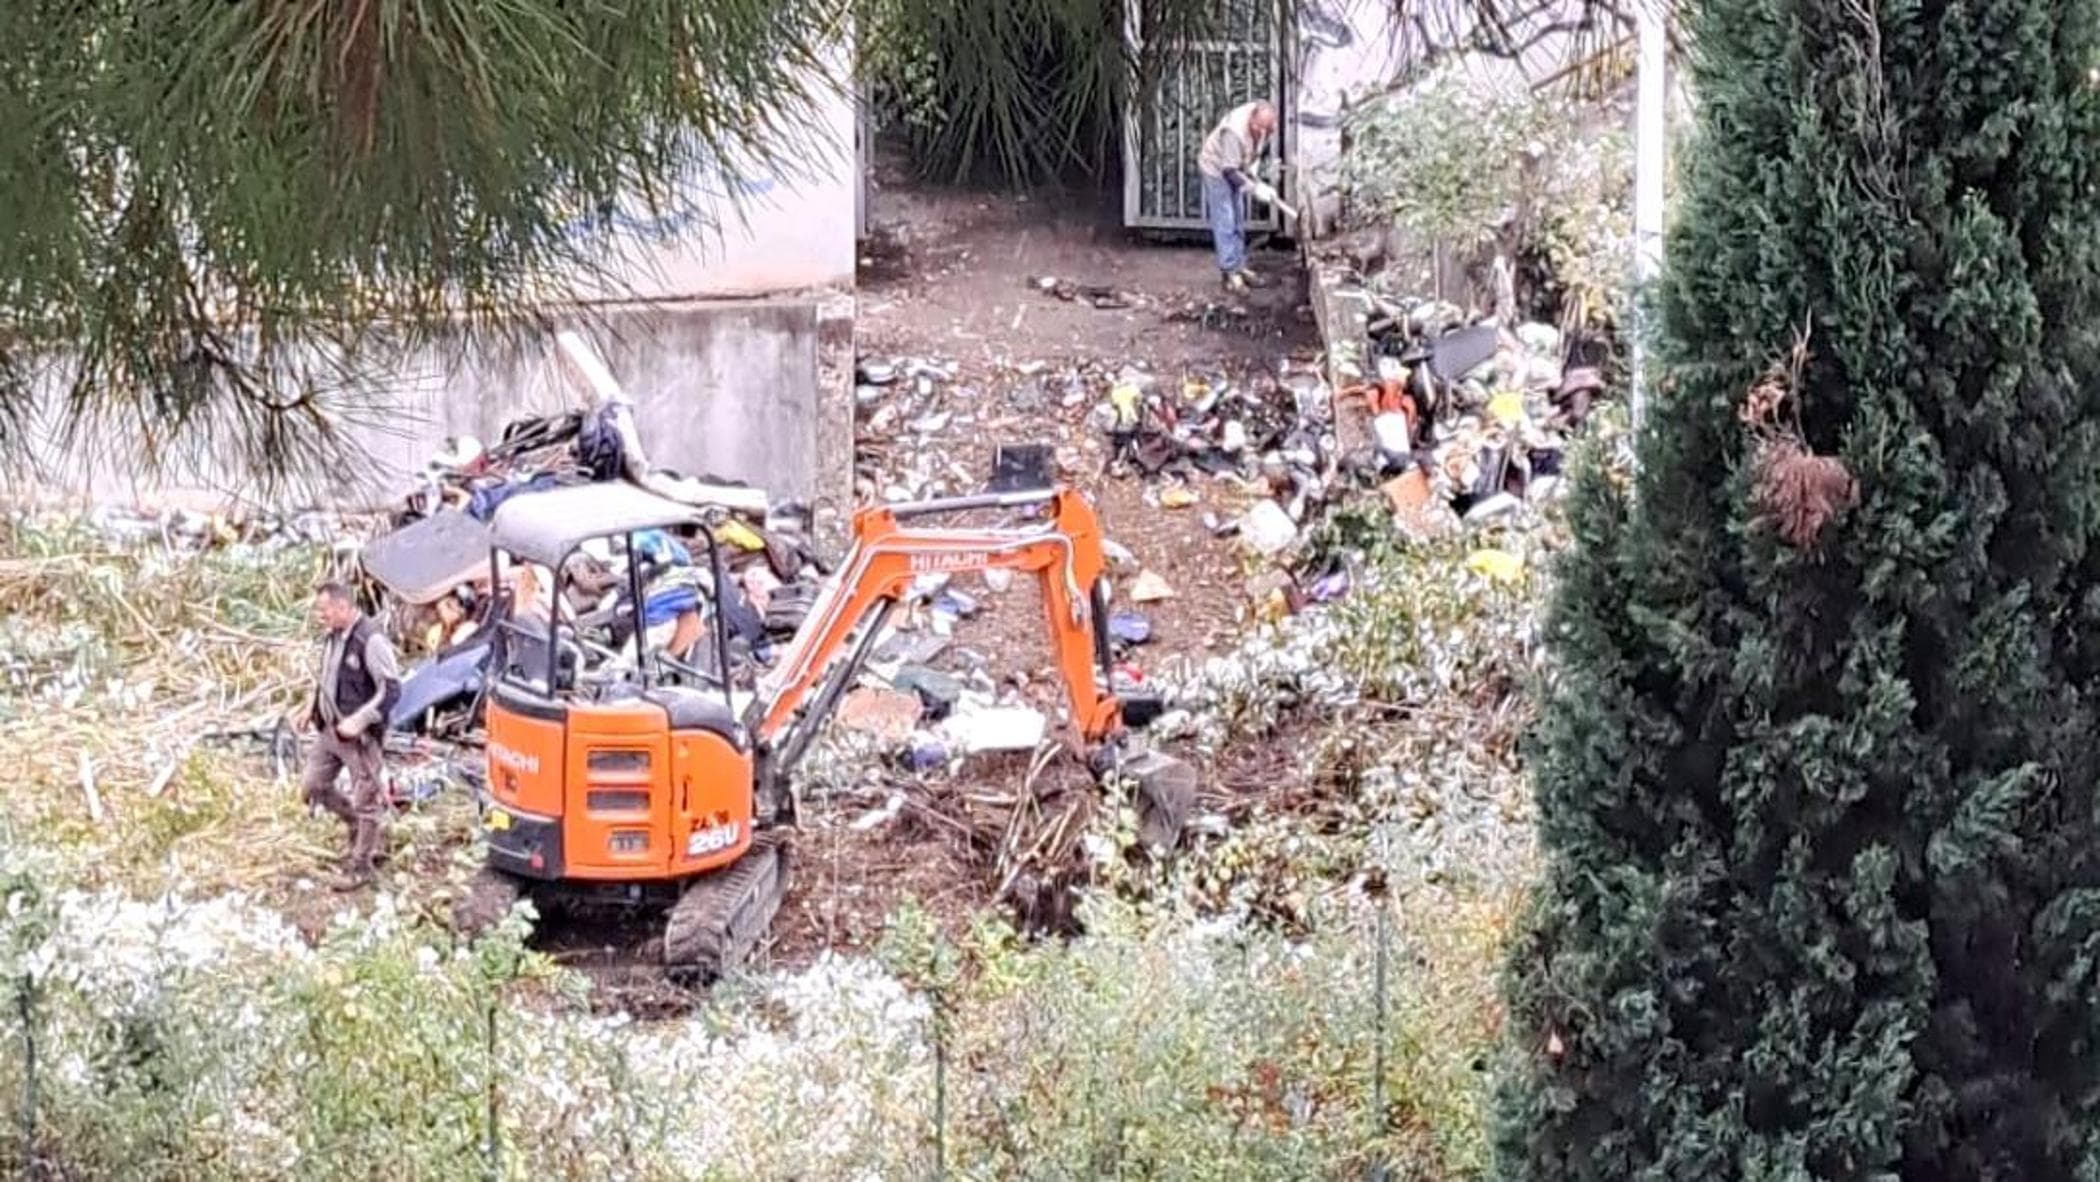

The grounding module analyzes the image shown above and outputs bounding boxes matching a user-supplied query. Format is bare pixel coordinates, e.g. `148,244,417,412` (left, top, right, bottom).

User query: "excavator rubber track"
662,830,793,983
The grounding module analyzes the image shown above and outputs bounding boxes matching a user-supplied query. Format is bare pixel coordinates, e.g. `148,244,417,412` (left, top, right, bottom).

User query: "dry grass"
0,520,477,911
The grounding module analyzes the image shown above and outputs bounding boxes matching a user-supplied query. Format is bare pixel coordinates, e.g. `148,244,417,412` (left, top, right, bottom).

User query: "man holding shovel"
1198,99,1288,292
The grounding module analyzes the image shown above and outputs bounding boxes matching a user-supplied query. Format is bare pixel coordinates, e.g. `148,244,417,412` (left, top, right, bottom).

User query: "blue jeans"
1202,174,1244,274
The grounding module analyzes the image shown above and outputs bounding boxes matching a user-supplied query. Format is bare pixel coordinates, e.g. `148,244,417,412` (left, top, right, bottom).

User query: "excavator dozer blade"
662,830,794,984
1116,749,1199,851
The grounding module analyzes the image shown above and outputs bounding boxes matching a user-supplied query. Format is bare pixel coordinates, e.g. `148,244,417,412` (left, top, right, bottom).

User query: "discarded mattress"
361,509,492,605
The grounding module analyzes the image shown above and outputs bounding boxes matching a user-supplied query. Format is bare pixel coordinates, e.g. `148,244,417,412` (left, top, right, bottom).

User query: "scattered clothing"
465,472,563,522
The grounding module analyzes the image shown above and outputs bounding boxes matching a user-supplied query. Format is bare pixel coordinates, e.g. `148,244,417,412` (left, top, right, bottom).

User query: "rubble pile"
851,353,1117,504
1089,362,1338,519
851,292,1601,651
842,352,1197,769
812,553,1166,791
351,399,835,751
852,351,1335,504
838,745,1105,936
1341,297,1598,537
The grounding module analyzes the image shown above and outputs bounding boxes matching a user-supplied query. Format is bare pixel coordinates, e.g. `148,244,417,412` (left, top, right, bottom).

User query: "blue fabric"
1202,173,1245,274
642,586,702,628
387,640,490,731
633,529,691,567
465,472,561,522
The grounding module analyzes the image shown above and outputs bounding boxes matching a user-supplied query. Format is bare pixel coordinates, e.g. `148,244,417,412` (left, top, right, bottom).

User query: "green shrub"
1497,0,2100,1173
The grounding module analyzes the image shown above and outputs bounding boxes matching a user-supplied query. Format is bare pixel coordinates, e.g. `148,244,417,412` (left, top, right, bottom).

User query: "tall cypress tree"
1498,0,2100,1176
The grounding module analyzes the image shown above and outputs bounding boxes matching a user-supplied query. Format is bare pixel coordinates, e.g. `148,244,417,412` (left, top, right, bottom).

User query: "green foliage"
0,868,1511,1180
1342,67,1551,252
1511,125,1633,335
1340,64,1633,333
907,892,1503,1180
1497,0,2100,1176
860,0,1217,186
0,875,562,1181
0,0,842,480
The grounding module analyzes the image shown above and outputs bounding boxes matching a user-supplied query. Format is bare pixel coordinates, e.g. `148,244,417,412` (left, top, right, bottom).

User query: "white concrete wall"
9,301,854,521
565,50,859,300
1288,0,1415,230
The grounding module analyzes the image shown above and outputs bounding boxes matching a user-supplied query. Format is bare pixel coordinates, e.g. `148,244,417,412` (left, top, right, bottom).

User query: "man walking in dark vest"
302,581,401,890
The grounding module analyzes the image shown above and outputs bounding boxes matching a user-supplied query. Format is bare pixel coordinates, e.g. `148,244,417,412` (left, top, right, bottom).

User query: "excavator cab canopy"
488,482,704,568
484,482,738,708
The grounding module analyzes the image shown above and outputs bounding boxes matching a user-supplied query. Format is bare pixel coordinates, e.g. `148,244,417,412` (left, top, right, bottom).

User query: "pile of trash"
366,462,822,744
823,562,1128,771
1083,363,1336,513
852,351,1333,505
853,343,1357,630
852,355,975,503
1341,297,1600,535
372,340,1152,776
353,331,827,742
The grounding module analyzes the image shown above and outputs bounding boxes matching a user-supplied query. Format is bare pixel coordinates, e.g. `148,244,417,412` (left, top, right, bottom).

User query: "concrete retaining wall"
10,296,856,530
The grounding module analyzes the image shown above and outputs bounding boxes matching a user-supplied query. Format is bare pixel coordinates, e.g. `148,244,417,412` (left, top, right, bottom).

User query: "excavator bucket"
1115,748,1200,850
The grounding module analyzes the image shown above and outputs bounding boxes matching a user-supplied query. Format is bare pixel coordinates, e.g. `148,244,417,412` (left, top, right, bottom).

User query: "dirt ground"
763,166,1324,974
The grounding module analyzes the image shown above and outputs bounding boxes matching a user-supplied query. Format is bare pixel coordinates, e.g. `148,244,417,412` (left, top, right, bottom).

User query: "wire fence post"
483,994,501,1182
17,972,36,1182
1368,873,1392,1182
931,990,948,1182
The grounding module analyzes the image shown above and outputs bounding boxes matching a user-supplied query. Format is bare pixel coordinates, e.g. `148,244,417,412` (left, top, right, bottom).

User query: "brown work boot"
331,821,384,890
329,866,375,893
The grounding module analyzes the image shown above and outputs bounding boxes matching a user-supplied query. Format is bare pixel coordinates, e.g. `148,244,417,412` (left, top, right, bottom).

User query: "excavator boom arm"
754,489,1123,757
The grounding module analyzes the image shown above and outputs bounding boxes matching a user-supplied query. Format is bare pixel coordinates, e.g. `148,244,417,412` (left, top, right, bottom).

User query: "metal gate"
1121,0,1286,233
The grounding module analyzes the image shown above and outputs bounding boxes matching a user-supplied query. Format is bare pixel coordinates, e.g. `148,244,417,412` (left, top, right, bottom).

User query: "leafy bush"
1339,64,1633,333
1342,67,1552,253
883,887,1510,1180
0,865,1516,1180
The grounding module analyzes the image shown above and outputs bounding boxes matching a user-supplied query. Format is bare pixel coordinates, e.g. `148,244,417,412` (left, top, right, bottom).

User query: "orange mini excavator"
456,482,1192,978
